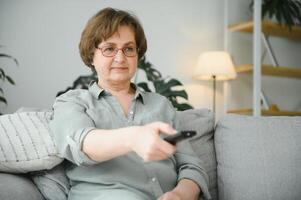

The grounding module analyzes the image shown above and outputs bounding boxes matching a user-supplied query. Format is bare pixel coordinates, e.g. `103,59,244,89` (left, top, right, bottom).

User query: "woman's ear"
91,56,95,66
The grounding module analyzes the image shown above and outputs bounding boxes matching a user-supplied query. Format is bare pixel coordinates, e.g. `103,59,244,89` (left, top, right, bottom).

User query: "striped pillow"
0,111,63,173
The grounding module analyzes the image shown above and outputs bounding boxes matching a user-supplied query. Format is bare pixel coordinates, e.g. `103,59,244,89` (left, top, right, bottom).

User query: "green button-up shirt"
49,81,210,200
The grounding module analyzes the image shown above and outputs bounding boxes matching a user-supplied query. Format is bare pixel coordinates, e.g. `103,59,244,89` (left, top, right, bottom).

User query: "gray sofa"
0,108,300,200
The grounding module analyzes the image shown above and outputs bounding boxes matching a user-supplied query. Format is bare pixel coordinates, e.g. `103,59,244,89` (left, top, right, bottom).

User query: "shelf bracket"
261,33,279,67
260,91,269,109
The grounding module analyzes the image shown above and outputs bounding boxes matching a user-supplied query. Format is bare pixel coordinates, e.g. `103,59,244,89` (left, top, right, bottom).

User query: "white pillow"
0,111,63,173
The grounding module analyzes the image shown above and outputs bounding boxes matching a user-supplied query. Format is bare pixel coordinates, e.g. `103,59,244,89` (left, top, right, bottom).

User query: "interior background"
1,0,300,120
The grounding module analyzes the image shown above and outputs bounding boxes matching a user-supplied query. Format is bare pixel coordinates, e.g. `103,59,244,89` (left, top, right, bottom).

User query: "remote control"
164,130,196,145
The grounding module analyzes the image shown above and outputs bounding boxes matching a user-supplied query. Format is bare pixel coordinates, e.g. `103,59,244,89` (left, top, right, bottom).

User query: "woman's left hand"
158,179,200,200
157,191,182,200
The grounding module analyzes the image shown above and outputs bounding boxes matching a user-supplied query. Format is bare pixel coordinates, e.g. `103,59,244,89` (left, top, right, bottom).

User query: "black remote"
164,130,196,145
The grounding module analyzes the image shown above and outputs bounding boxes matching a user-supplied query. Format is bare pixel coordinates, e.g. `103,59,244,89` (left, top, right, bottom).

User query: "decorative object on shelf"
57,56,193,111
0,45,18,114
249,0,301,30
194,51,237,116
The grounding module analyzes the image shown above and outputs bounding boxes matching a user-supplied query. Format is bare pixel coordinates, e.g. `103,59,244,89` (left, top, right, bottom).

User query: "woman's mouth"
111,67,128,72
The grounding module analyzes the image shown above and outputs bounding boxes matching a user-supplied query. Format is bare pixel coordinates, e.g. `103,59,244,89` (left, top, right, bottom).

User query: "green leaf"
255,0,301,29
136,57,193,109
170,101,193,111
163,78,183,88
153,79,165,92
161,90,188,100
0,96,7,104
288,3,301,24
5,75,15,85
0,54,19,66
137,82,152,92
280,3,294,30
146,68,161,82
138,57,162,82
288,3,298,18
0,68,6,77
154,79,183,94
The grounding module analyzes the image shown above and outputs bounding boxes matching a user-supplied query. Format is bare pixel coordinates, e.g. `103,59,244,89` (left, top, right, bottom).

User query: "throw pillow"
176,109,217,200
215,114,301,200
0,111,63,173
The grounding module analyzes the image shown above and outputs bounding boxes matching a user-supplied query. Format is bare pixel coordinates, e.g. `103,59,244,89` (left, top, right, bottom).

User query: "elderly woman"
50,7,210,200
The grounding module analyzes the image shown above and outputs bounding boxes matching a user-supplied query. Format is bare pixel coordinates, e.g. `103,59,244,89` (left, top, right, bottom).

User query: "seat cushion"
30,162,70,200
0,173,44,200
215,114,301,200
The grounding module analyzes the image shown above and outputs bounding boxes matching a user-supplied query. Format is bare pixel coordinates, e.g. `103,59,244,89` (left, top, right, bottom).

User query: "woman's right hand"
128,122,177,162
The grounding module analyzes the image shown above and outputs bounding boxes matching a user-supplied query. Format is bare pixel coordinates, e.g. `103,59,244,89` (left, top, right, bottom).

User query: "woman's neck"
98,80,134,96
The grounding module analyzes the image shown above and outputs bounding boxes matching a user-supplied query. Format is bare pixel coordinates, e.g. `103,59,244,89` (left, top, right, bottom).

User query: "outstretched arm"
83,122,177,162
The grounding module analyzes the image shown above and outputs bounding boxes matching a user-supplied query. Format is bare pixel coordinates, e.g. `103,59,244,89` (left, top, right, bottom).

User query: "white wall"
0,0,300,119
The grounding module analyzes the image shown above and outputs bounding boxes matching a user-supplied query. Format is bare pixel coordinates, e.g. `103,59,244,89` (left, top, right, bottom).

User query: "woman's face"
92,26,138,85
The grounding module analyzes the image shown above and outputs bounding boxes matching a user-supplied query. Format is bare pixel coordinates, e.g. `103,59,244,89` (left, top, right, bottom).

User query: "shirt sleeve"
49,90,98,166
169,104,211,199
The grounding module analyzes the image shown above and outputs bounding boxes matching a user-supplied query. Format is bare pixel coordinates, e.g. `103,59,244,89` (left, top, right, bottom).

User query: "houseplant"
136,57,193,111
0,46,18,114
57,57,193,111
249,0,301,30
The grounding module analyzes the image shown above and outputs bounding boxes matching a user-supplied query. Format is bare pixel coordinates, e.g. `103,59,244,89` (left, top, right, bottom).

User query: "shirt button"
151,177,156,182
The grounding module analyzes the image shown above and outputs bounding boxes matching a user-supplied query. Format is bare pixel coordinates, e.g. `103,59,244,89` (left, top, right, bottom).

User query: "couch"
0,108,300,200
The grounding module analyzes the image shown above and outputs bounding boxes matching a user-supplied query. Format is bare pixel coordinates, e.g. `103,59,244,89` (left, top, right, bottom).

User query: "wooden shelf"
229,20,301,40
228,108,301,116
235,64,301,79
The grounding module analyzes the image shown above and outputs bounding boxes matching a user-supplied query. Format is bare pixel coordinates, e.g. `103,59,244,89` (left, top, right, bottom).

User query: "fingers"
132,122,177,162
147,121,176,135
141,136,176,162
143,148,170,162
157,138,176,154
143,150,167,162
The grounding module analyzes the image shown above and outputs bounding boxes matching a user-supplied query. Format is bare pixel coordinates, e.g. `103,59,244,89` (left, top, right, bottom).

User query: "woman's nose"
114,49,126,63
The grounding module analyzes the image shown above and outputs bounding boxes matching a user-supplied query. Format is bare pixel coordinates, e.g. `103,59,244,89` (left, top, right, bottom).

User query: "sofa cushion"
0,173,45,200
215,114,301,200
0,111,63,173
176,109,217,200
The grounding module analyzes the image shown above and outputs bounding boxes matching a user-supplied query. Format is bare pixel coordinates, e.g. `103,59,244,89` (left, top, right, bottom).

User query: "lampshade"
194,51,237,81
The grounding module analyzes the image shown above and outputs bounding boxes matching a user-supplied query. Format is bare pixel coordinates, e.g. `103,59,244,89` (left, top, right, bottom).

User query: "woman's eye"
103,47,115,53
124,47,135,52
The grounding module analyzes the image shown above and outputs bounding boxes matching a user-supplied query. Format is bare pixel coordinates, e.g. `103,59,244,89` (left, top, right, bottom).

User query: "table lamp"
194,51,237,115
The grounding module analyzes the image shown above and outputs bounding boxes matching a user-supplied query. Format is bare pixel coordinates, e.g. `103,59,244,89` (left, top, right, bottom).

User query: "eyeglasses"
96,45,138,57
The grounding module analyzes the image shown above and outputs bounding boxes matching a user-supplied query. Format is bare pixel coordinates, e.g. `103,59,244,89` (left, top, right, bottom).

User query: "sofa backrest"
215,114,301,200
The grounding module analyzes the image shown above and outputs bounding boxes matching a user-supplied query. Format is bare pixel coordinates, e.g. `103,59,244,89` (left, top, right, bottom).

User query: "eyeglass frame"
96,45,139,57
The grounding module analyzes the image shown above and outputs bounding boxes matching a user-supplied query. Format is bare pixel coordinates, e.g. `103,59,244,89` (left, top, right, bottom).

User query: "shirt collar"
88,81,145,104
